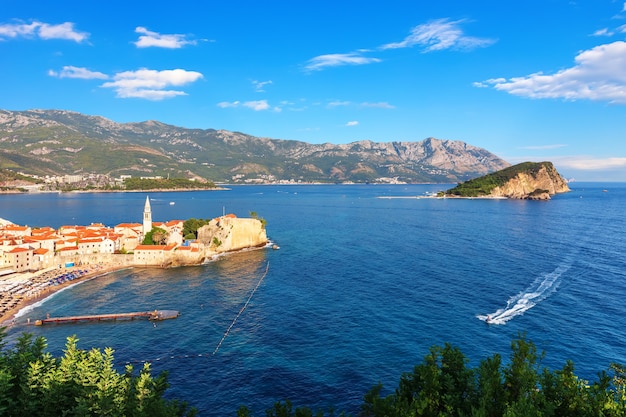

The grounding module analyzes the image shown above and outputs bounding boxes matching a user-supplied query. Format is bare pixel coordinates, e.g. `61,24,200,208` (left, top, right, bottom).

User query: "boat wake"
477,263,570,325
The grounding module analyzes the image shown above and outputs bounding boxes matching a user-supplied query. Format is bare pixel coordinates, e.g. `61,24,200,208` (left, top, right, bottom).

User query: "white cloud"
48,66,108,80
346,121,359,126
623,2,626,12
556,156,626,170
507,155,626,172
302,18,493,72
479,41,626,104
244,100,282,112
380,18,495,52
217,101,240,108
218,99,281,112
281,100,307,111
473,78,505,88
38,22,89,42
591,22,626,36
0,21,38,38
0,20,89,42
361,102,395,109
252,80,273,92
134,27,197,49
243,100,270,111
592,28,613,37
304,52,381,71
327,100,351,108
101,68,203,100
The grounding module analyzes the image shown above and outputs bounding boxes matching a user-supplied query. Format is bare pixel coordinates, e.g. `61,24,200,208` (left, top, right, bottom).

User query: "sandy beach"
0,264,128,328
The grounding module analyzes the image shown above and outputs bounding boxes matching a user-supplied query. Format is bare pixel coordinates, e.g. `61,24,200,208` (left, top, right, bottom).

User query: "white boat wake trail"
477,263,570,325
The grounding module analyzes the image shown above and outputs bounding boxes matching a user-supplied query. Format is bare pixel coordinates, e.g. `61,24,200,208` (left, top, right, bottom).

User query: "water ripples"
3,184,625,415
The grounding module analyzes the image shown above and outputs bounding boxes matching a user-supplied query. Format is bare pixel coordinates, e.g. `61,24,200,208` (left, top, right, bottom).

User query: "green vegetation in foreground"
239,334,626,417
2,329,624,416
123,177,216,191
446,161,551,197
0,329,196,416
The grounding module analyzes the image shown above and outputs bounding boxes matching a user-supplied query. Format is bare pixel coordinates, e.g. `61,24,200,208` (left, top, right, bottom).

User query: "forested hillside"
0,109,510,184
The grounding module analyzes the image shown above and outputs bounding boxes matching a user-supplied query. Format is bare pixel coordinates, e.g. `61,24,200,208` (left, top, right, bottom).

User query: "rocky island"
444,161,570,200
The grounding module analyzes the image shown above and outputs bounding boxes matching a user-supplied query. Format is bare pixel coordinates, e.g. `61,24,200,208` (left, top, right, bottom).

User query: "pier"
34,310,179,326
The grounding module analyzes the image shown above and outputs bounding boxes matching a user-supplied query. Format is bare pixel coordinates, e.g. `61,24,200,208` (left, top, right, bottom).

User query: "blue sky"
2,0,626,181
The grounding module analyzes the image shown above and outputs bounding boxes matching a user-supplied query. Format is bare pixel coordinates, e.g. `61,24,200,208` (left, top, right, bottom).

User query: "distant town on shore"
0,170,221,193
0,196,269,322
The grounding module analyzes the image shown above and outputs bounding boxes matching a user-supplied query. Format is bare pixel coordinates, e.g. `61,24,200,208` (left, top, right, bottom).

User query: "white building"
142,196,152,237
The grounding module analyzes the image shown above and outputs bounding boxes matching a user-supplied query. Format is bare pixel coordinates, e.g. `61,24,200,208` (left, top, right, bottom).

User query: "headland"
0,197,269,326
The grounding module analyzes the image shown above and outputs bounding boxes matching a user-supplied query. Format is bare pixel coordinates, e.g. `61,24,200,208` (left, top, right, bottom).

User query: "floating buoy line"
121,261,270,366
212,261,269,355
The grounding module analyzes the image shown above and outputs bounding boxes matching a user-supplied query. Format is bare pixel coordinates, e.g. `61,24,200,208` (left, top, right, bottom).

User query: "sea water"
1,184,625,416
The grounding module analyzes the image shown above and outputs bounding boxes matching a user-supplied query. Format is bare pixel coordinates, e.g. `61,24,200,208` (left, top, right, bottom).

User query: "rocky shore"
444,161,570,200
0,241,273,328
0,199,270,327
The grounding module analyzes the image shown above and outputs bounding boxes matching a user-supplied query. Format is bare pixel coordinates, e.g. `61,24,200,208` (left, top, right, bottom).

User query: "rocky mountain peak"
0,108,511,184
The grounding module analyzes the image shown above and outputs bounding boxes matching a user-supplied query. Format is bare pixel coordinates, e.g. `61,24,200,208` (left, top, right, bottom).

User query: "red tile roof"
8,247,31,253
115,223,142,228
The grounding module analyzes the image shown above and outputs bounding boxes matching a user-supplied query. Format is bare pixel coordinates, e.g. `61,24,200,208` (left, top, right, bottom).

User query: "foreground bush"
2,328,624,416
0,329,196,417
240,335,626,416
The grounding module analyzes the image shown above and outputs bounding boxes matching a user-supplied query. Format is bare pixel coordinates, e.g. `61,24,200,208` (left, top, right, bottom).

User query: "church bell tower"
143,195,152,237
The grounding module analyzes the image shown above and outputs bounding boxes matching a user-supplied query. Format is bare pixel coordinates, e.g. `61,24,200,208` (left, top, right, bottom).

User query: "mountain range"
0,109,510,184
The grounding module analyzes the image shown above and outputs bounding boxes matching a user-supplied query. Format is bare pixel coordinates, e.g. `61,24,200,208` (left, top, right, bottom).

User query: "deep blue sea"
1,183,625,416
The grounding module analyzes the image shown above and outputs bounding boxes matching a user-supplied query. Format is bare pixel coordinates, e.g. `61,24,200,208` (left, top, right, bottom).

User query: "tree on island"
143,227,169,245
249,211,267,229
182,218,210,240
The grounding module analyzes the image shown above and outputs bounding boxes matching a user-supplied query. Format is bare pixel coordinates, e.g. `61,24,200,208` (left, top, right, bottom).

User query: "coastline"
0,186,228,195
0,264,129,328
0,243,272,329
377,195,508,200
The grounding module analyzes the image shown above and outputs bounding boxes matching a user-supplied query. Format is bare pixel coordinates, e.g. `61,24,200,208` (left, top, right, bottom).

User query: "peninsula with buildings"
0,197,269,324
